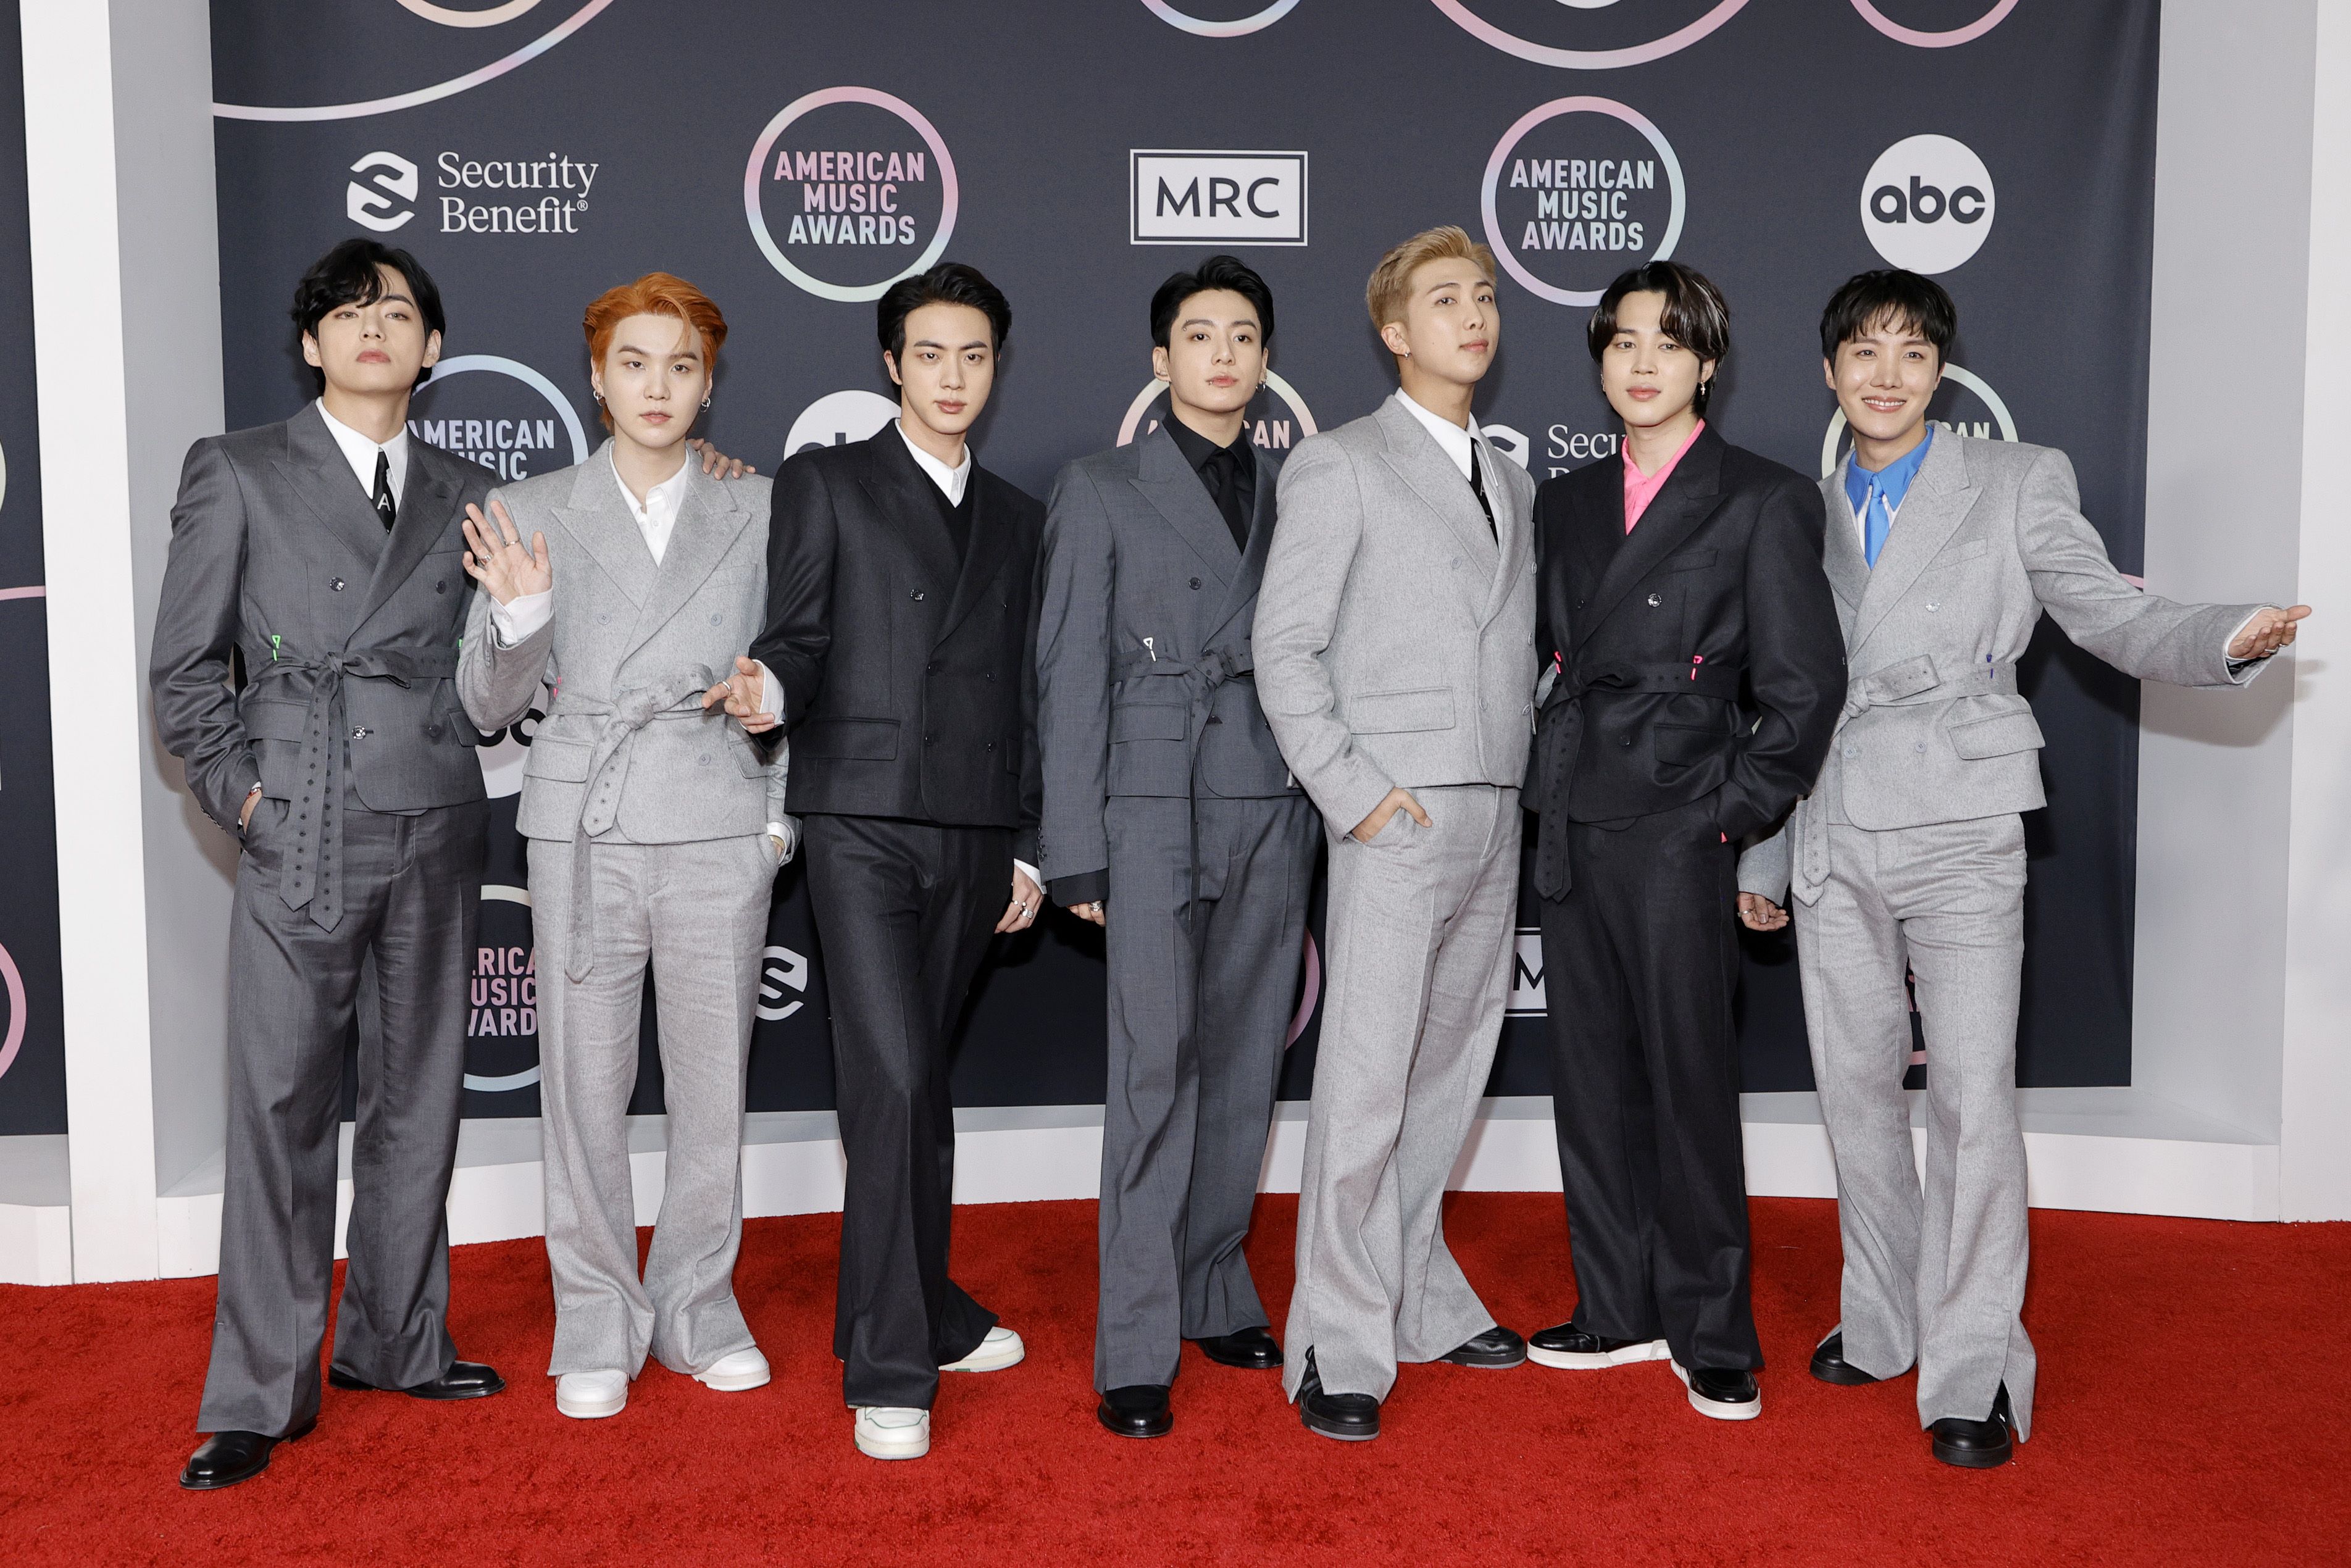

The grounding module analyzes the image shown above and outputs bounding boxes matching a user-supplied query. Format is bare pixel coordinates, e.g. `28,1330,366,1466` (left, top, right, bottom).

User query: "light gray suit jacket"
456,448,787,844
1740,432,2264,903
1253,396,1539,836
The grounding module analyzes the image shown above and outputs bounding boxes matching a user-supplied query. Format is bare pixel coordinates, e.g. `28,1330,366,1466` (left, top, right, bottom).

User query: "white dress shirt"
316,398,410,507
1393,388,1488,490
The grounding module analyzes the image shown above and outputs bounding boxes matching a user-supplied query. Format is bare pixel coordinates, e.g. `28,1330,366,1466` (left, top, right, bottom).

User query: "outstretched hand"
1737,892,1788,932
701,655,777,733
461,499,551,605
2228,604,2312,662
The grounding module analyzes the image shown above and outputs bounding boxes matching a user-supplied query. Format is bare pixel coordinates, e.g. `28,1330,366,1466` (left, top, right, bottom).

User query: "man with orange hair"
1253,227,1539,1441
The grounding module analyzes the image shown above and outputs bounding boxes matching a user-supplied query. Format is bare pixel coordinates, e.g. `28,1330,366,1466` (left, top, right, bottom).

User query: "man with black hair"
152,238,506,1490
721,262,1045,1461
1034,256,1318,1440
1739,269,2308,1466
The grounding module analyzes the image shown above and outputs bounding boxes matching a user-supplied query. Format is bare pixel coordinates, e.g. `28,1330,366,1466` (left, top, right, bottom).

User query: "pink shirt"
1622,420,1706,532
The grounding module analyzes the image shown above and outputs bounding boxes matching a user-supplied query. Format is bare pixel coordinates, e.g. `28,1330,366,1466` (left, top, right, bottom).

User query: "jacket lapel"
351,445,462,643
553,443,659,609
1374,398,1495,619
275,404,393,578
938,467,1012,645
1573,427,1727,652
1477,433,1527,628
1129,422,1240,588
1848,433,1977,658
623,460,754,663
1816,466,1869,641
857,427,962,598
1205,445,1280,647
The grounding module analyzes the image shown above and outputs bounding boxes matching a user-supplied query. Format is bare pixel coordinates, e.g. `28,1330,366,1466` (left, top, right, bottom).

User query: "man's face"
302,263,439,397
591,312,708,454
1826,311,1940,448
886,302,997,441
1152,288,1266,422
1598,288,1711,432
1380,257,1498,387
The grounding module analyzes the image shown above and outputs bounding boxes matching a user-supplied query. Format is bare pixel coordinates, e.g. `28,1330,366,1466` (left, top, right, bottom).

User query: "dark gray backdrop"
202,0,2160,1119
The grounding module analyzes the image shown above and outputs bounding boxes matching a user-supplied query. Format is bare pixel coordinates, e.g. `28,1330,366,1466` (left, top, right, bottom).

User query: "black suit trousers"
803,813,1003,1409
1539,795,1761,1371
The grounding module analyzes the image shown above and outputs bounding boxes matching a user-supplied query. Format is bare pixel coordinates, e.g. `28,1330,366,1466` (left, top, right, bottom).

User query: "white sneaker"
692,1347,771,1393
555,1369,627,1419
854,1406,932,1460
940,1325,1025,1373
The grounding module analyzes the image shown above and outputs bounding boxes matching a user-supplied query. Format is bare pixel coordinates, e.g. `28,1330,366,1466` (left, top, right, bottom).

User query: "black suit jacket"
1529,425,1844,853
752,427,1045,861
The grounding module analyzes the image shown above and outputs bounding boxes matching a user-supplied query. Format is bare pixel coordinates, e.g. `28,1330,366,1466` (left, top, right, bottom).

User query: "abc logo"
1860,135,1994,275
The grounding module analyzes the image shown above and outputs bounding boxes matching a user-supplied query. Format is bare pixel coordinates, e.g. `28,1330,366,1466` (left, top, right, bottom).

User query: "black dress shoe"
1440,1325,1527,1369
1809,1331,1886,1387
1191,1325,1282,1369
179,1420,312,1491
328,1359,506,1400
1929,1384,2015,1469
1527,1321,1669,1369
1096,1383,1174,1439
1297,1349,1379,1442
1674,1363,1762,1420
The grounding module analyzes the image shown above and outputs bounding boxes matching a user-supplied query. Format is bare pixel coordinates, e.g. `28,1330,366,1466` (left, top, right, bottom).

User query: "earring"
592,389,604,403
700,397,711,410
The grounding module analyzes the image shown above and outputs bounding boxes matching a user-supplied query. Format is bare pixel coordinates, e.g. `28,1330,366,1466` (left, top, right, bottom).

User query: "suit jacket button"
1926,603,1940,612
330,578,345,591
924,733,936,745
436,580,447,594
1575,598,1585,609
710,612,722,625
984,741,996,751
926,661,938,674
910,589,926,601
1915,742,1927,753
1190,577,1201,590
426,724,441,740
1647,593,1661,607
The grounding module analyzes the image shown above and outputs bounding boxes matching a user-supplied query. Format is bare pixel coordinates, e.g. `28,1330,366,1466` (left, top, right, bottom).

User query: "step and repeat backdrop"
204,0,2158,1120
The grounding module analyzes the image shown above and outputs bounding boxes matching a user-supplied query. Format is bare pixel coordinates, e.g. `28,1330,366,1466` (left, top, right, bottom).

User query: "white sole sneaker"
554,1371,628,1420
1671,1360,1762,1421
692,1348,772,1393
1527,1337,1671,1370
940,1325,1025,1373
854,1408,932,1461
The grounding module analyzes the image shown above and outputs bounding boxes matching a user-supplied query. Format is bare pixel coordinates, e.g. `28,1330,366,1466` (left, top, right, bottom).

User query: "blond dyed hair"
1366,225,1497,333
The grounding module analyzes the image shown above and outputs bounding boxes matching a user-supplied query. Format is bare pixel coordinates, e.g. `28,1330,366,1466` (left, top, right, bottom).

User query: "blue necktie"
1863,482,1892,569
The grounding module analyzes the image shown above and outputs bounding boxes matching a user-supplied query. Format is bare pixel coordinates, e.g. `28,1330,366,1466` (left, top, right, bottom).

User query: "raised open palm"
461,498,551,605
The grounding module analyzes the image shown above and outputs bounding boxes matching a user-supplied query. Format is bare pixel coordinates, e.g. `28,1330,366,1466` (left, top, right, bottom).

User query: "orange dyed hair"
583,272,729,427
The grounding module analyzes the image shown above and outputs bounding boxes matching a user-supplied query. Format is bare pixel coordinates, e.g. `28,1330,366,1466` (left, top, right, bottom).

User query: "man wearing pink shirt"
1524,262,1845,1420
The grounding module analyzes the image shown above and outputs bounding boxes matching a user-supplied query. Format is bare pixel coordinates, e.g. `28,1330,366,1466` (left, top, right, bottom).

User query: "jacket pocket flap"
800,717,900,762
1111,703,1188,743
523,737,593,782
1945,708,2045,759
1664,549,1718,573
1347,686,1455,734
242,700,309,742
1653,722,1723,766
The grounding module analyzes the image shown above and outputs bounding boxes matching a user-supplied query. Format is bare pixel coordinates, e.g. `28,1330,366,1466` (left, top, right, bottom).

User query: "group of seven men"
152,228,2305,1490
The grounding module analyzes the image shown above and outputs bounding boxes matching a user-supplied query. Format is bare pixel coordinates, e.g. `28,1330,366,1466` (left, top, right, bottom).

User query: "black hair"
877,262,1012,360
289,237,447,393
1586,260,1731,416
1149,254,1276,350
1819,269,1956,363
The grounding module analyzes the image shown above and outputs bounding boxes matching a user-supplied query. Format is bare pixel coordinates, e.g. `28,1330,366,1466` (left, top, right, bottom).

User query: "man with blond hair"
1253,227,1539,1441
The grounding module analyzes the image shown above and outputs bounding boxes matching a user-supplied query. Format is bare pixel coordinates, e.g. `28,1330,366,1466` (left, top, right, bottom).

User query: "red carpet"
2,1195,2345,1566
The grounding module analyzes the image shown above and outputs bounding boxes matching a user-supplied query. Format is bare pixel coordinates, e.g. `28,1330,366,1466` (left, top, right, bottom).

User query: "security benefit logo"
1819,364,2018,477
1116,377,1317,452
746,88,958,302
1861,135,1995,274
1484,99,1687,307
1131,152,1306,245
1430,0,1752,70
343,148,599,236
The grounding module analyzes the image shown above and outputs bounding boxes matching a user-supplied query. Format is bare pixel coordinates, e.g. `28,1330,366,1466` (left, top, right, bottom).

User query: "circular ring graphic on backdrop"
398,0,545,24
1140,0,1302,37
1116,373,1318,446
0,942,23,1081
1483,97,1685,307
785,389,903,458
1285,931,1320,1048
214,0,611,122
464,883,540,1092
1818,364,2016,477
743,88,959,304
1850,0,2017,48
1430,0,1748,69
420,354,593,467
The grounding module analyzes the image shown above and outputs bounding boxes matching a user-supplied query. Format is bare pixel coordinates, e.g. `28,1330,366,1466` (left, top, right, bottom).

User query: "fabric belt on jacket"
251,644,460,933
554,666,717,981
1795,656,2021,893
1114,644,1253,949
1534,660,1745,901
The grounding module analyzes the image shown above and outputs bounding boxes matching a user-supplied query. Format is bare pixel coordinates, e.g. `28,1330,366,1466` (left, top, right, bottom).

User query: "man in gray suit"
152,241,505,1490
1739,270,2309,1468
1036,257,1319,1441
1255,227,1539,1441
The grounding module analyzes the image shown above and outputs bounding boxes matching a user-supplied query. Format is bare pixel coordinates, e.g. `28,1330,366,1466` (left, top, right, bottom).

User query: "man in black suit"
1524,262,1844,1422
720,263,1043,1461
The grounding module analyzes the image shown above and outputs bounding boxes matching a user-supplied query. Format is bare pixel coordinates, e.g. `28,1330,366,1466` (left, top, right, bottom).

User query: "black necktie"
1204,446,1250,551
372,449,396,532
1466,444,1496,537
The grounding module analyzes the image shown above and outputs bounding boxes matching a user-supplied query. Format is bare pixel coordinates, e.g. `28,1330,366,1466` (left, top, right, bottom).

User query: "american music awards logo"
1431,1,1750,70
214,1,618,123
1819,364,2018,477
1483,98,1685,307
407,353,591,484
745,88,958,303
1116,376,1317,451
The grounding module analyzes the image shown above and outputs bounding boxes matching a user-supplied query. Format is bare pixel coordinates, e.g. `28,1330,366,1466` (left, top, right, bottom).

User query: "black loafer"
1929,1384,2015,1469
1527,1321,1669,1369
1440,1325,1527,1369
1297,1349,1379,1442
328,1359,506,1401
1096,1383,1174,1439
1674,1362,1762,1420
179,1419,313,1491
1191,1326,1282,1369
1809,1330,1886,1387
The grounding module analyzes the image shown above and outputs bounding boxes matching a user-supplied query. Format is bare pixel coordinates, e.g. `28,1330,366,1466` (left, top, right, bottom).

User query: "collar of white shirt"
1393,388,1482,483
896,419,972,506
608,447,692,564
315,398,411,504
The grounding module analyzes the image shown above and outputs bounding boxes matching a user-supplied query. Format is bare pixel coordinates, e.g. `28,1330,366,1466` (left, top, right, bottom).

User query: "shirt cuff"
2223,607,2273,673
1014,858,1041,890
490,589,553,649
766,820,795,853
756,659,783,722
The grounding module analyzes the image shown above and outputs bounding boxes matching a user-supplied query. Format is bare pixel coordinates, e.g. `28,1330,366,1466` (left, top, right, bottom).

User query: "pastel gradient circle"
464,884,540,1093
0,942,23,1082
1483,97,1685,307
1142,0,1302,35
745,88,959,304
1117,372,1317,446
1286,932,1319,1048
1819,364,2017,477
215,0,610,122
1430,0,1748,69
1850,0,2018,48
420,355,593,465
396,0,544,25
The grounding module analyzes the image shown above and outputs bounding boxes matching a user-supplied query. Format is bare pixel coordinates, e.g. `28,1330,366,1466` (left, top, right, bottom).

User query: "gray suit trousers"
1284,783,1518,1402
199,794,486,1438
1095,794,1318,1391
528,833,775,1379
1798,815,2038,1439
